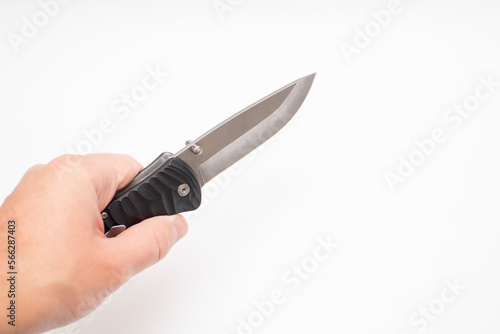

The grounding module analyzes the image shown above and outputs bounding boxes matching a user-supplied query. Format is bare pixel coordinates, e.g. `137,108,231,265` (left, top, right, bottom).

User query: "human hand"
0,154,188,333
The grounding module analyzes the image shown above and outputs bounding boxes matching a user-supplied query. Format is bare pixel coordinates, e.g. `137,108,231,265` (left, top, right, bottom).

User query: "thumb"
108,214,188,277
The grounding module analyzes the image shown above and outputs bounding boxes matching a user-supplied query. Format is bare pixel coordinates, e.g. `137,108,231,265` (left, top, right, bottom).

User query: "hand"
0,154,188,333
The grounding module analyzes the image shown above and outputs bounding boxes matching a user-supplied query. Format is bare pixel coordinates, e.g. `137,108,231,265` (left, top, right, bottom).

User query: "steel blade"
176,73,316,185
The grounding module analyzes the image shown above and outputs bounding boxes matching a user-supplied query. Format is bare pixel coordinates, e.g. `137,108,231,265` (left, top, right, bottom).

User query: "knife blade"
102,73,316,236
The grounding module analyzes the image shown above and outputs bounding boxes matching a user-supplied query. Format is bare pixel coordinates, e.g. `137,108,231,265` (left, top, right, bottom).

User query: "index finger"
49,153,143,211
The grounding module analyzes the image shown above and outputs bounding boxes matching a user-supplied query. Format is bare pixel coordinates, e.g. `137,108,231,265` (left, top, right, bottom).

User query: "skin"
0,154,188,333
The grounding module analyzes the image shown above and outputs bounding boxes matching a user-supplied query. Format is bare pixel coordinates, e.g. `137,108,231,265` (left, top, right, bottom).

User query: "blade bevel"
176,73,316,186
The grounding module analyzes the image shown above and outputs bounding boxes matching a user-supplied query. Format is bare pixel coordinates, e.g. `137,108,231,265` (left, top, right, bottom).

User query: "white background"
1,1,500,333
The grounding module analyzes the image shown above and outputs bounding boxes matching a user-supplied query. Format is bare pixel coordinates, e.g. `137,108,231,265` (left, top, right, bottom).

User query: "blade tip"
299,73,316,86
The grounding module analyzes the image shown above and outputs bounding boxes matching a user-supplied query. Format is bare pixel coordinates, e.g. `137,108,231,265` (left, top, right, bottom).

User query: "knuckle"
52,154,83,167
44,154,85,180
47,154,84,175
24,163,45,176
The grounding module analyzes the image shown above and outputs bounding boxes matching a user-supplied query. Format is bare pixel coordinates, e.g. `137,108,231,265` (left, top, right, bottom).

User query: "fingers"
86,154,143,191
51,154,143,210
107,214,188,278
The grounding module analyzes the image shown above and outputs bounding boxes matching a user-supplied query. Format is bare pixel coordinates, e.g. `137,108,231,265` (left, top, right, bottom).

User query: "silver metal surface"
105,225,126,238
101,212,108,220
175,73,316,186
178,183,190,197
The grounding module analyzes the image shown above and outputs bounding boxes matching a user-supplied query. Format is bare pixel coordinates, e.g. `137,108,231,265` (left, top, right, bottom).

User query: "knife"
102,73,316,237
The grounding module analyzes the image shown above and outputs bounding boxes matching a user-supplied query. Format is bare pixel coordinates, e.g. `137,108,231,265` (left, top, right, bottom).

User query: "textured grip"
102,154,202,233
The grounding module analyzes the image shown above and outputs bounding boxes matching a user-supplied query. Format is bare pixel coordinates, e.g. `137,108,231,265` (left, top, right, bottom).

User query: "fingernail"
172,215,188,242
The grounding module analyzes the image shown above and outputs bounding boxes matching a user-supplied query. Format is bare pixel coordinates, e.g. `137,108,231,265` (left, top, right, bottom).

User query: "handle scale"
102,154,202,233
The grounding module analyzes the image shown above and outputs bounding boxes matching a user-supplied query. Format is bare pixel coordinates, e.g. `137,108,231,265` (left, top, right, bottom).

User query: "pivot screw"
185,140,203,155
101,212,108,220
178,184,190,197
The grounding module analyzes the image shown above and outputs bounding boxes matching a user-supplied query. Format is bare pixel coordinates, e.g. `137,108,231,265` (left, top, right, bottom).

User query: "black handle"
102,153,202,233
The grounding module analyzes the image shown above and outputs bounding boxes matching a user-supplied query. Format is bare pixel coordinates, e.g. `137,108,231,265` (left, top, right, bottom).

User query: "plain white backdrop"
1,0,500,333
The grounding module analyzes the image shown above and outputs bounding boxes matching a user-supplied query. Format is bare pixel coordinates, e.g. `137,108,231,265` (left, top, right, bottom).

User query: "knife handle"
101,153,202,233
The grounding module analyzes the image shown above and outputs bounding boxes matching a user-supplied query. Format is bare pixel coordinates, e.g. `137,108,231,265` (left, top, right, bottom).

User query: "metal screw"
185,140,203,155
101,212,108,220
178,184,190,197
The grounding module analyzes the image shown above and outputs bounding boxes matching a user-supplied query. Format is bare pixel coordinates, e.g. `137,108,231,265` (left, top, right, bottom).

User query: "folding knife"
102,74,316,237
